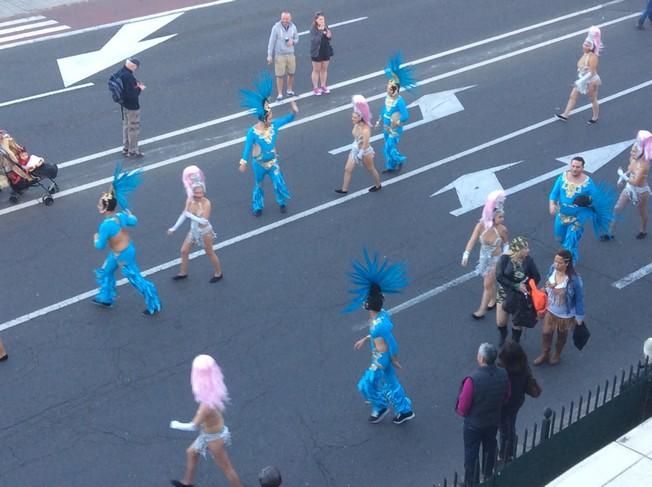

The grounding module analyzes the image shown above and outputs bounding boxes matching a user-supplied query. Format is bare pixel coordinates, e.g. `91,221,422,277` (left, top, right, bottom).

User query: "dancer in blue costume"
93,165,161,315
548,155,614,263
348,250,415,425
376,53,416,173
238,72,298,217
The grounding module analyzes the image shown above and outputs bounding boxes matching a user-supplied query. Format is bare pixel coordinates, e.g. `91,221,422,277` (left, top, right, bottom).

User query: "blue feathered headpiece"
102,164,143,211
384,52,417,92
239,72,273,121
344,249,409,313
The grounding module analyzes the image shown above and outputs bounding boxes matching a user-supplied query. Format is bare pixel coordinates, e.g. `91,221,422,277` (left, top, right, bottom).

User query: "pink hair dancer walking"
169,355,241,487
335,95,382,194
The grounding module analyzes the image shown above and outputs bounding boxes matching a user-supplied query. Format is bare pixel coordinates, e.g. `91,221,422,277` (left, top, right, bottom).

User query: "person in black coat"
495,236,541,346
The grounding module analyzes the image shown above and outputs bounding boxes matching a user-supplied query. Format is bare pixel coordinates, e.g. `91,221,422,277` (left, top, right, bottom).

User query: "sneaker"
276,94,283,101
122,148,129,155
313,88,322,96
368,408,389,424
636,232,648,240
599,234,614,242
286,90,296,97
127,151,145,158
92,298,113,308
392,411,415,424
320,86,330,94
253,209,262,217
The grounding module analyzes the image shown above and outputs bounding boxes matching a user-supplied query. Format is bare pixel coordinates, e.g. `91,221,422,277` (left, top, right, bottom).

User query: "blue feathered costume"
93,165,161,315
379,53,416,173
239,72,295,216
549,171,615,263
348,250,414,424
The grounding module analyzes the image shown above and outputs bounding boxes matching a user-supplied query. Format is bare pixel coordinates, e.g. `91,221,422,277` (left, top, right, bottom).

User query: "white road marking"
0,15,46,28
2,79,650,331
0,24,69,44
0,19,58,35
612,264,652,289
0,83,94,108
298,17,367,36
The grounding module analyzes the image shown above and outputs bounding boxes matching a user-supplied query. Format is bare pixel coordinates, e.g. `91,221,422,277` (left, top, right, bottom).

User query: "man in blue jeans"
637,0,652,29
456,343,510,486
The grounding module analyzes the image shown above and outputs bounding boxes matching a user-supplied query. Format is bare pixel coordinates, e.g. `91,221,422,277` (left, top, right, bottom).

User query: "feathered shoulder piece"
239,72,273,121
345,249,409,312
384,52,417,92
104,164,143,210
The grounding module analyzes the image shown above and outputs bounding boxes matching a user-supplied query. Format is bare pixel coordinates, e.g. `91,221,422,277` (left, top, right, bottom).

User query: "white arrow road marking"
431,162,522,215
612,264,652,289
328,86,474,155
436,140,634,216
57,13,182,87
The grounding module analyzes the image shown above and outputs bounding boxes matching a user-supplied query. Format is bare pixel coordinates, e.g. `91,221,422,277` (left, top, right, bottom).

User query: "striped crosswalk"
0,15,70,44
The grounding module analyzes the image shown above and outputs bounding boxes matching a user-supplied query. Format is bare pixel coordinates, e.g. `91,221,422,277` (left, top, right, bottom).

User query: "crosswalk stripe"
0,24,69,44
0,15,45,28
0,19,58,35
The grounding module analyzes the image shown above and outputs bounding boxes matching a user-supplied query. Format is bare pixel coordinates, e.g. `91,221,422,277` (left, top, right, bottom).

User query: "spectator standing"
117,58,145,158
309,11,333,96
267,11,299,101
259,466,282,486
637,0,652,29
456,343,510,486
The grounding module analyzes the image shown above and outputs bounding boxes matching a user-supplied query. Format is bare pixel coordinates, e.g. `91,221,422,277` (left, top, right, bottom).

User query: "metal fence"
437,357,652,487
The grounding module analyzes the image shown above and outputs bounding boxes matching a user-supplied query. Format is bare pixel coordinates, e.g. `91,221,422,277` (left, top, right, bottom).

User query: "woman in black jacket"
309,12,333,95
498,340,534,462
496,236,541,346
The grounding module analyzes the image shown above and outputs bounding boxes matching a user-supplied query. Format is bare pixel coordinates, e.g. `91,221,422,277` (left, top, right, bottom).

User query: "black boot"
512,328,522,343
498,326,508,346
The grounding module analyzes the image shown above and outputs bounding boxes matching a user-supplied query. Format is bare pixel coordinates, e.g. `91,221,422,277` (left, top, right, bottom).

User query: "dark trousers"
463,423,498,486
499,406,520,461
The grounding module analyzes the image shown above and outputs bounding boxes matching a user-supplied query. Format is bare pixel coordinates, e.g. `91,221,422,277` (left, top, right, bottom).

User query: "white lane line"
2,79,650,331
0,24,69,43
0,83,94,108
0,0,234,50
54,8,637,172
298,17,367,36
612,264,652,289
0,19,58,35
0,15,46,28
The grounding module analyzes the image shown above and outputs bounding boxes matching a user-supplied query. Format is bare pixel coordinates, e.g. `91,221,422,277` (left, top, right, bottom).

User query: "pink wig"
191,354,229,411
182,165,206,198
352,95,373,126
584,26,602,55
480,190,506,229
636,130,652,160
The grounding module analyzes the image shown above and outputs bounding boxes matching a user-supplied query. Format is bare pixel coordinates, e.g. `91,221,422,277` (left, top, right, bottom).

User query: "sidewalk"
0,0,87,19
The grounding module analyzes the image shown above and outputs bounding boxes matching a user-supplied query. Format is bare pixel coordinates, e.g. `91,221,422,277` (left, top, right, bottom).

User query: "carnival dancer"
93,165,161,315
555,26,602,124
548,155,614,263
335,95,382,194
168,165,224,282
376,53,416,173
349,249,415,425
238,72,298,217
462,190,509,319
602,130,652,240
169,354,241,487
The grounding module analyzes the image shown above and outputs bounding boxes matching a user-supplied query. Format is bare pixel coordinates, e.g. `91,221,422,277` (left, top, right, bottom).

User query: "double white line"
0,15,69,44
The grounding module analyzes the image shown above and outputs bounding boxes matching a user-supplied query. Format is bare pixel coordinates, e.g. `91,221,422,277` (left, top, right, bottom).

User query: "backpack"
108,71,124,104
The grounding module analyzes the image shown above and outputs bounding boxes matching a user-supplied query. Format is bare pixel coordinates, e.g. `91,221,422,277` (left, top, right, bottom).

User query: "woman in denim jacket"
534,249,585,366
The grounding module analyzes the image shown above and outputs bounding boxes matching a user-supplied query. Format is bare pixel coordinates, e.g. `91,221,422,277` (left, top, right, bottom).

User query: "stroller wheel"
48,182,59,194
9,194,19,204
42,194,54,206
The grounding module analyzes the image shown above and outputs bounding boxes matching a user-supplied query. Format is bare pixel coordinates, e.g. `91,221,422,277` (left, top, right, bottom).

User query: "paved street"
1,0,651,485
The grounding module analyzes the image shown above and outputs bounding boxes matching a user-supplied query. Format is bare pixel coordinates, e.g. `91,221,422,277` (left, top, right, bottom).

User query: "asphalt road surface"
1,1,651,485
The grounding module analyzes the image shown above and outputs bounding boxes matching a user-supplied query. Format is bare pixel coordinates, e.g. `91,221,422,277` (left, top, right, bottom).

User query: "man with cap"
117,58,146,158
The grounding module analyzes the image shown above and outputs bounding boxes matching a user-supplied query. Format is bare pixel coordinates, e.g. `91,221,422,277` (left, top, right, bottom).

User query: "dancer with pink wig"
167,166,223,283
556,26,602,124
602,130,652,240
335,95,382,194
170,354,241,487
461,191,509,319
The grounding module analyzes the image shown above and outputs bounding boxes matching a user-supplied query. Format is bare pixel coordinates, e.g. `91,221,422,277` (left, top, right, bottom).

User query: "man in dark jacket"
118,58,145,158
456,343,510,486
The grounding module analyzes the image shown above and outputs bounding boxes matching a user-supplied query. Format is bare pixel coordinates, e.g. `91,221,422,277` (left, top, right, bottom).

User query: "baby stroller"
0,130,59,205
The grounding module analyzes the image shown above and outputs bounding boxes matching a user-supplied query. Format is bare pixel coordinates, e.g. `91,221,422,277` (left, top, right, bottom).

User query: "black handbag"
512,292,538,329
573,322,591,350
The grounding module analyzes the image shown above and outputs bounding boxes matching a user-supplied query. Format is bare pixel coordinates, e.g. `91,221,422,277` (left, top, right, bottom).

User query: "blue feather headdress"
344,249,409,313
239,72,273,121
101,164,143,211
384,52,417,92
